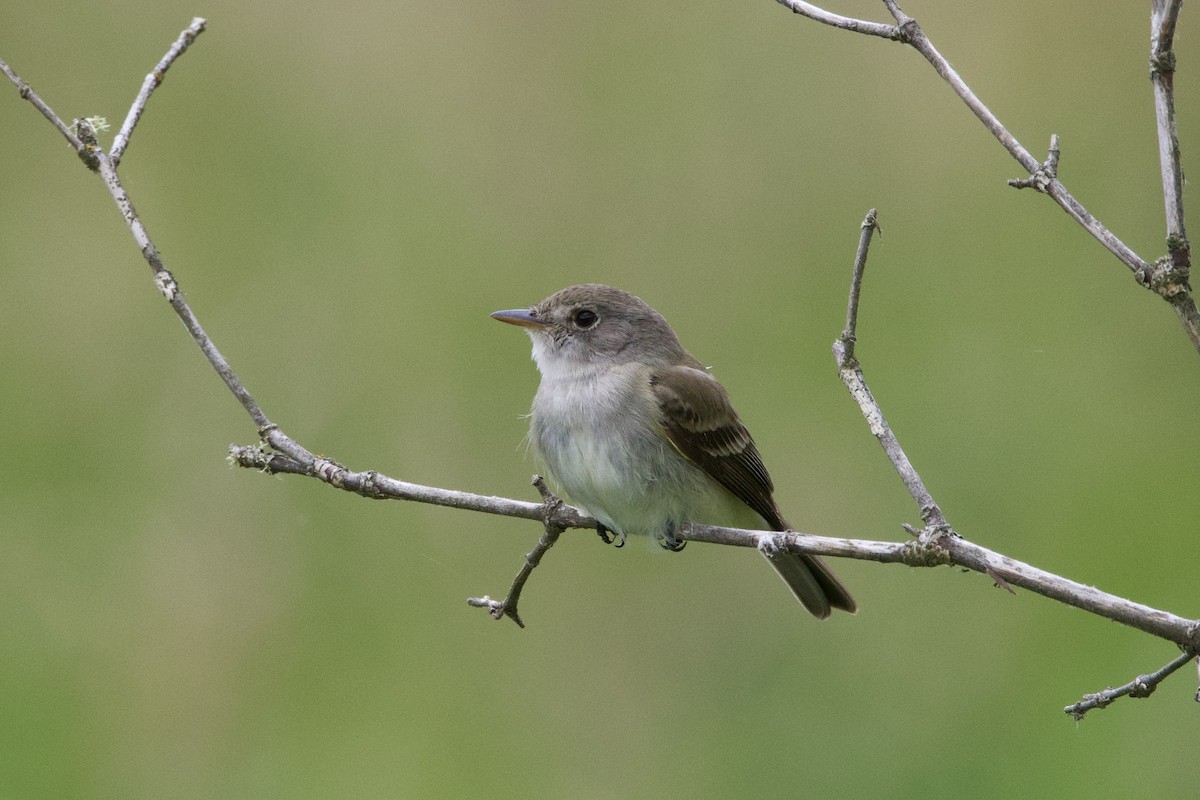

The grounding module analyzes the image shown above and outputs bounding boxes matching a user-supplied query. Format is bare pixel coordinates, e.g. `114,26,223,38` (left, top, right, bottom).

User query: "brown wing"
649,365,787,530
651,364,857,617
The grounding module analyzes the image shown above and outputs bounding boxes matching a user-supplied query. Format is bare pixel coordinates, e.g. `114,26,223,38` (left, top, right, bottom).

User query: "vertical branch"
1148,0,1198,351
833,210,948,531
837,209,878,367
1150,0,1189,270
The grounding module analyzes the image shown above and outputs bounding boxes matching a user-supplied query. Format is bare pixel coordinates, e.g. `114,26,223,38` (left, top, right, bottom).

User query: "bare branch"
834,210,947,530
93,145,272,428
1151,0,1188,269
837,208,878,367
877,2,1151,276
230,441,592,526
0,57,86,157
111,17,207,166
779,0,1200,353
1064,650,1198,721
1148,0,1197,349
467,477,566,628
822,209,1199,704
235,410,1200,650
773,0,899,39
686,521,1200,650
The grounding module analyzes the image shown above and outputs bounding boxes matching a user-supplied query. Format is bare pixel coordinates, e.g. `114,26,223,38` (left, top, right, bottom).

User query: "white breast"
529,361,754,538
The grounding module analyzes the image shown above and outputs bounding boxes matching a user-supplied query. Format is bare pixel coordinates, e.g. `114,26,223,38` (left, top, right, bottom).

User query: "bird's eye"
573,308,598,329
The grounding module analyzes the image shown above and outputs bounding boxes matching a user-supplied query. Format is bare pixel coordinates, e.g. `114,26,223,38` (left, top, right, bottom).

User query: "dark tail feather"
761,549,856,619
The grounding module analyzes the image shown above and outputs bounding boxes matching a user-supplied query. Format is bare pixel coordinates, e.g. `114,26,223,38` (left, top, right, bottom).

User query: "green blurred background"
2,1,1198,797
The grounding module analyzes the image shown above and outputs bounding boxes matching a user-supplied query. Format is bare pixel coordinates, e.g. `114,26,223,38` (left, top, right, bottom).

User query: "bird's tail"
761,548,856,619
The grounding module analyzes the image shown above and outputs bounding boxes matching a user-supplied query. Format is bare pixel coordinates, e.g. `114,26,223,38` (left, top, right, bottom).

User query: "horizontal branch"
774,0,900,39
230,440,1200,651
229,442,590,527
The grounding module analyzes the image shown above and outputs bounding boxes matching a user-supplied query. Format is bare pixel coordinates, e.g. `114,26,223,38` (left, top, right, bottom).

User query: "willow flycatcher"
491,284,855,618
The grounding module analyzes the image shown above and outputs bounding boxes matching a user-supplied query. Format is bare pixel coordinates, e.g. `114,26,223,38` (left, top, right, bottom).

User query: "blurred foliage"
1,1,1198,797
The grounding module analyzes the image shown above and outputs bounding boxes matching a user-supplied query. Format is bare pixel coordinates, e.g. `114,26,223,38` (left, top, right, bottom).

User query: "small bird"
491,284,855,618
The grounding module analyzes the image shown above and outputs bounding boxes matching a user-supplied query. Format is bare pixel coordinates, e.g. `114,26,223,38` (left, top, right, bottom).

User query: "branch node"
1138,256,1192,299
756,532,787,559
894,17,917,45
1164,232,1192,273
1127,675,1156,699
313,457,348,487
1186,621,1200,652
1149,49,1176,77
468,477,567,628
466,595,517,625
356,470,388,500
1007,134,1059,192
883,1,917,40
153,269,179,302
899,538,952,568
69,117,103,172
1065,692,1112,721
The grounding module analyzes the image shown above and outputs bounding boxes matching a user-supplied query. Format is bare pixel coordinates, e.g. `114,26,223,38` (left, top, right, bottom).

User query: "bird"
491,283,855,618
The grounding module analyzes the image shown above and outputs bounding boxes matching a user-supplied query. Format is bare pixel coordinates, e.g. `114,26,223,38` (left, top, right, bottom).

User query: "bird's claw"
597,523,627,548
657,532,687,552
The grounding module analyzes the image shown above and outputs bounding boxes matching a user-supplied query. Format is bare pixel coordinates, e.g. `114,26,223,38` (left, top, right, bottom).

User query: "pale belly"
529,366,761,539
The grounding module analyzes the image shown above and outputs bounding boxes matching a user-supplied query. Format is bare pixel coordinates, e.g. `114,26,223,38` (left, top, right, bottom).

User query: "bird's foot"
657,532,687,552
596,522,626,548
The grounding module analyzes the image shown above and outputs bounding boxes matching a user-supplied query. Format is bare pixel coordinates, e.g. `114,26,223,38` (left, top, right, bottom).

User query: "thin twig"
1064,650,1198,721
834,210,947,531
90,145,271,429
466,477,565,628
111,17,207,166
773,0,900,39
0,57,86,155
837,208,877,367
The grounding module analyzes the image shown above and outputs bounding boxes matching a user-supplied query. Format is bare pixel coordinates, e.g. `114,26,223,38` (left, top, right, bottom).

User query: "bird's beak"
490,307,546,329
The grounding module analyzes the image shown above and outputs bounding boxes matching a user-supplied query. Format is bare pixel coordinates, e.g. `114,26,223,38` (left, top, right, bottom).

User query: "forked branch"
780,0,1198,353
